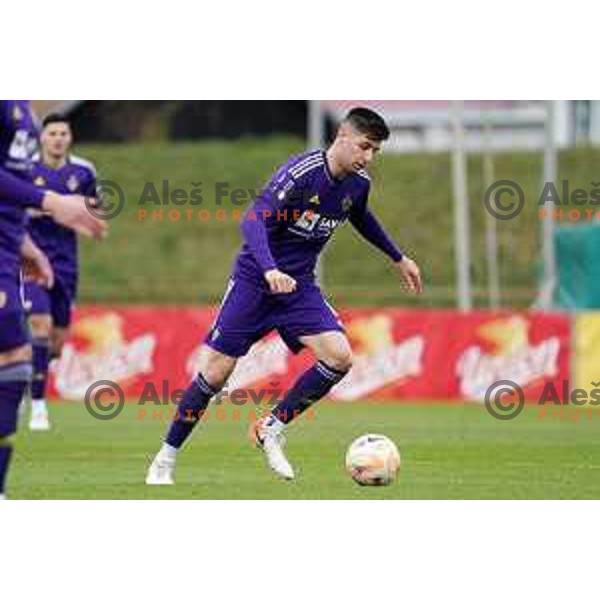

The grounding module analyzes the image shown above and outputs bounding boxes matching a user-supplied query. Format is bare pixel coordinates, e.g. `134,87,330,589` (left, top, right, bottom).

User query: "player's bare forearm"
27,208,46,218
41,192,107,240
20,234,54,289
20,234,41,261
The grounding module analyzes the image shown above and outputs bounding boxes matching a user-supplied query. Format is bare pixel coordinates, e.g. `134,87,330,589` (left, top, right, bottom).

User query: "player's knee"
199,348,237,388
50,337,65,360
49,327,67,360
29,314,52,340
323,347,353,373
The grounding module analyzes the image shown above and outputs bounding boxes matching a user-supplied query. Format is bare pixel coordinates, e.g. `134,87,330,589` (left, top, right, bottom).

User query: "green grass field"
10,400,600,499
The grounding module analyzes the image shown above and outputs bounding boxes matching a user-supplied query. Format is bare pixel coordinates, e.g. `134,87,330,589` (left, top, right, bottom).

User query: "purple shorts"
24,277,76,328
0,276,29,353
205,277,344,358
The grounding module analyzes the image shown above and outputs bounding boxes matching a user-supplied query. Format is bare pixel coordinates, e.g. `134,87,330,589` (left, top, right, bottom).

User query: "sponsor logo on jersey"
293,210,343,237
317,216,341,233
34,175,46,187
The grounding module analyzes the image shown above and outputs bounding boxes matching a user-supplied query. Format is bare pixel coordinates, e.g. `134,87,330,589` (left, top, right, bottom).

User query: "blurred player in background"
147,107,423,485
25,114,98,431
0,101,105,500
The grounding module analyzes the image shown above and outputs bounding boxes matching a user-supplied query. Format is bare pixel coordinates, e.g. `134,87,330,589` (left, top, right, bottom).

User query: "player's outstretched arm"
0,166,46,209
41,192,107,240
349,205,403,262
0,166,106,239
349,206,422,294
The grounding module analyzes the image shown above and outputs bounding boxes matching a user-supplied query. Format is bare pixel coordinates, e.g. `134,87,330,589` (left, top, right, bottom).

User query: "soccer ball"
345,434,401,486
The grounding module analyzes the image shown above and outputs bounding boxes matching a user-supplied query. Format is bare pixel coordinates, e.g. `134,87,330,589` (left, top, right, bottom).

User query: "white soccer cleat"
29,411,51,432
146,454,176,485
250,417,295,480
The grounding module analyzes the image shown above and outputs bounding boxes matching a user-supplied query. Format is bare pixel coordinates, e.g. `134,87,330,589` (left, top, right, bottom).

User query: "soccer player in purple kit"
0,101,106,499
25,114,98,431
147,107,422,485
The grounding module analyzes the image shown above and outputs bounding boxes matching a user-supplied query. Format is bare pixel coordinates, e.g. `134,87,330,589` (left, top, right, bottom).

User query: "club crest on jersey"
342,197,353,212
33,175,46,187
66,175,79,192
12,104,23,122
309,195,320,206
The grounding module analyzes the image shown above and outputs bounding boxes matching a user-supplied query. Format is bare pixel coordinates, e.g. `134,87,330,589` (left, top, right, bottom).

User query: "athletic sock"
0,444,13,497
31,338,49,410
271,360,349,425
158,442,178,461
0,366,30,496
31,399,48,417
165,374,221,450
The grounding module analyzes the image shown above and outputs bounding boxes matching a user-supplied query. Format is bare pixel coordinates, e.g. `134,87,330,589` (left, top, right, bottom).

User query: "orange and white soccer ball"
345,434,401,486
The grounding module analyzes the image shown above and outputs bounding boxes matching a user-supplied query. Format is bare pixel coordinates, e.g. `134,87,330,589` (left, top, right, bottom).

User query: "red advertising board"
48,307,571,403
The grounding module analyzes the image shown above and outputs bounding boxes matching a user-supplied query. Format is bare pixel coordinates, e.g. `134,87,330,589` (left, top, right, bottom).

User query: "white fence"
318,100,597,153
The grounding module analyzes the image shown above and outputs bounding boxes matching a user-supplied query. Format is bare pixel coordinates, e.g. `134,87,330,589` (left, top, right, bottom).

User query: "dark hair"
42,113,70,129
343,107,390,142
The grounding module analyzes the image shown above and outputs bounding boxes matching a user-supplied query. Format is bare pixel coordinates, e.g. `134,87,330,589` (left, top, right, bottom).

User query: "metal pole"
308,100,324,150
483,116,500,308
589,101,600,146
308,101,326,284
540,100,558,310
451,100,472,311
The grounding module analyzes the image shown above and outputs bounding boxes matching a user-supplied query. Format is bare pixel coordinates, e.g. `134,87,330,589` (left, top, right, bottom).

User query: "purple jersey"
27,155,97,283
207,149,403,358
234,149,403,286
0,100,43,280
